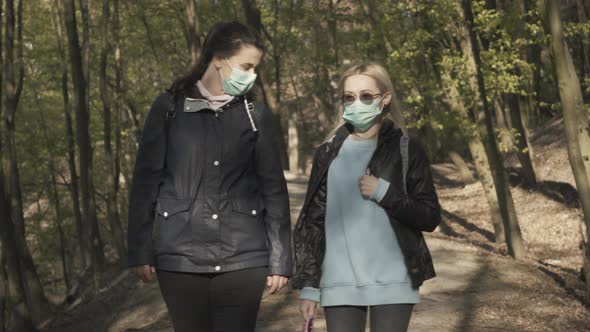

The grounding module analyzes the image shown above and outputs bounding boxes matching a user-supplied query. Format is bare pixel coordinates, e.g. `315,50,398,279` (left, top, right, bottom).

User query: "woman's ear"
382,92,392,106
212,55,223,70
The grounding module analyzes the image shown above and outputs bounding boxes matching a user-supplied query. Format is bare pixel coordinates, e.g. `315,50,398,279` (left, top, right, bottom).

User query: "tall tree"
541,0,590,293
3,0,52,323
442,79,506,240
100,0,126,266
63,0,105,289
184,0,200,65
34,91,71,292
0,168,36,332
51,0,85,269
458,0,526,258
241,0,290,169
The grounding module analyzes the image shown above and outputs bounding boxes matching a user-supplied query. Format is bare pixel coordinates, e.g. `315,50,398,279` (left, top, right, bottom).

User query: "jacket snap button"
251,210,257,215
212,214,218,220
185,106,190,110
163,211,168,217
215,265,221,271
214,161,220,166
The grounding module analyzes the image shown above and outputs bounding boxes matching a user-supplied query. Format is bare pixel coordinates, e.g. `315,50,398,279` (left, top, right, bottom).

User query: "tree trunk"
542,0,590,293
0,248,6,332
449,151,477,184
63,0,105,290
51,0,86,268
0,12,35,321
4,0,53,323
35,93,71,291
505,94,538,184
183,0,200,65
100,0,126,266
78,0,90,118
444,80,505,242
494,98,514,152
459,0,525,259
241,0,290,169
113,0,126,263
576,0,590,94
0,176,36,332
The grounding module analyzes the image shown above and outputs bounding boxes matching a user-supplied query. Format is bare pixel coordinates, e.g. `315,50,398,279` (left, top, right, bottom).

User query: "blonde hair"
329,62,407,139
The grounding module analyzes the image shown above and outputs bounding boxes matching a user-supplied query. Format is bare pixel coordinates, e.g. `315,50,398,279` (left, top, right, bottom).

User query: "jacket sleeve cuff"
268,264,293,277
371,178,390,203
299,287,321,303
127,246,155,267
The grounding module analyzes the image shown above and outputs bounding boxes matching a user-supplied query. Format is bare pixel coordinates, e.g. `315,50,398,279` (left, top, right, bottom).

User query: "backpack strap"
400,135,409,196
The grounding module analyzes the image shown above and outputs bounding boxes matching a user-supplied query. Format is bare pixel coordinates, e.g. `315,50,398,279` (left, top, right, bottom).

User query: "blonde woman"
292,63,441,331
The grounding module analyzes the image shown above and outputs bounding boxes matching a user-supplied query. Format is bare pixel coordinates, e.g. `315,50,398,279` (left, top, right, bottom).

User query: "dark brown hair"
168,21,265,98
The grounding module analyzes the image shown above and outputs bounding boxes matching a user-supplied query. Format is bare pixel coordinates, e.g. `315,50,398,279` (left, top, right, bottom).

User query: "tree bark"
449,151,477,184
0,7,36,326
183,0,200,65
458,0,526,258
241,0,290,169
51,0,86,268
100,0,126,266
444,82,505,241
78,0,90,117
505,94,538,184
0,248,5,332
34,91,71,292
494,98,514,152
576,0,590,93
0,172,36,332
4,0,53,323
541,0,590,293
63,0,105,289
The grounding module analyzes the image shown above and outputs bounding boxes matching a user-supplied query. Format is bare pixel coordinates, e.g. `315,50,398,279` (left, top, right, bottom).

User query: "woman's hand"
131,265,156,283
300,299,318,321
266,275,289,294
359,169,378,199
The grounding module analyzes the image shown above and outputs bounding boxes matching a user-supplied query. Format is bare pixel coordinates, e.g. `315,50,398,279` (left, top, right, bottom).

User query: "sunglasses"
342,92,382,106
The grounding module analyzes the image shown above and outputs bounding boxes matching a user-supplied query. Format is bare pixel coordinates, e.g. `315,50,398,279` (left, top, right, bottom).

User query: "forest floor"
41,116,590,332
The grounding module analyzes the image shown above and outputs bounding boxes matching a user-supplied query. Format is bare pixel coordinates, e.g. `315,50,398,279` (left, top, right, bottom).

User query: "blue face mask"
219,58,257,96
342,96,384,132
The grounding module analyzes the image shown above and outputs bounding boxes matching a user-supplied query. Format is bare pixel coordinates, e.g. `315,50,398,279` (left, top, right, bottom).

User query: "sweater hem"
319,282,420,307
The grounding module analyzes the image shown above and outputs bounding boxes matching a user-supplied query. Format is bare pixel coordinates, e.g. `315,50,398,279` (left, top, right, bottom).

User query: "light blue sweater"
300,135,419,306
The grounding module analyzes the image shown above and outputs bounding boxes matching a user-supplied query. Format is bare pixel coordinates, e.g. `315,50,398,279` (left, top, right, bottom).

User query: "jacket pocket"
230,196,265,218
227,196,267,254
153,197,193,256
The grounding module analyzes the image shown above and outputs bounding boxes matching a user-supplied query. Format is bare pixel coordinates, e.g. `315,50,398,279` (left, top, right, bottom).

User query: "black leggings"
156,266,268,332
324,304,414,332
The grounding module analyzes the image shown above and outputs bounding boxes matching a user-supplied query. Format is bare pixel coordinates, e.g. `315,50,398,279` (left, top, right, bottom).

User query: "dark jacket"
291,118,441,289
127,88,292,276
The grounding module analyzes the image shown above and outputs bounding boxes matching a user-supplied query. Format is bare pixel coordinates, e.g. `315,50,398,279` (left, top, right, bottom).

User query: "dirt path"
254,235,589,332
43,173,590,332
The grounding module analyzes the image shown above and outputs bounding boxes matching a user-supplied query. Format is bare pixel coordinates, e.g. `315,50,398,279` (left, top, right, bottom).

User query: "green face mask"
219,58,257,96
342,96,384,132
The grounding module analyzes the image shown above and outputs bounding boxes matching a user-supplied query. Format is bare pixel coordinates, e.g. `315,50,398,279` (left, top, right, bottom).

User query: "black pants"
156,266,268,332
324,304,414,332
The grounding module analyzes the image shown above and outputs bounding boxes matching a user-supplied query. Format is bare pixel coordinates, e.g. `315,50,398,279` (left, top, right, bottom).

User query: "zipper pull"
244,99,258,132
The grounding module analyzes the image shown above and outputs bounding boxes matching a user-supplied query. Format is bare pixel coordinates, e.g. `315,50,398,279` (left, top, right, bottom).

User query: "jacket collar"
182,85,245,113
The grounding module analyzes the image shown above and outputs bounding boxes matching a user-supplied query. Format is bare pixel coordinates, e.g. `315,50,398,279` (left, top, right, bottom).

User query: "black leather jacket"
292,118,441,289
127,89,292,276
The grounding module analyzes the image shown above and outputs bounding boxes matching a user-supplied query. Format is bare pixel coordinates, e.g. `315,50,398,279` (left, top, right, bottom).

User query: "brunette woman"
127,21,292,332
